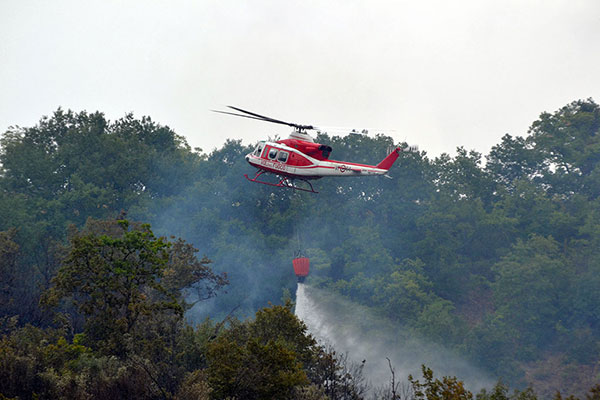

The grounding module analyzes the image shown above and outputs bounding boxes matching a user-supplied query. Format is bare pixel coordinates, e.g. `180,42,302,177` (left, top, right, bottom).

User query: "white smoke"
295,283,493,393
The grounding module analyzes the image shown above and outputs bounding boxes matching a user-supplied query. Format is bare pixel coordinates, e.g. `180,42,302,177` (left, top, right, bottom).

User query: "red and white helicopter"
213,106,406,193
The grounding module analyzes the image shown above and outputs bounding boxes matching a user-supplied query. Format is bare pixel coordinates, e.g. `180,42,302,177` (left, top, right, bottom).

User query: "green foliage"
208,335,307,399
42,219,176,357
0,109,201,326
0,109,196,204
527,99,600,197
409,365,473,399
491,235,569,352
0,229,19,317
0,217,228,399
475,381,510,400
2,99,600,396
205,302,371,399
372,259,434,323
415,299,465,344
176,369,212,400
0,324,165,399
486,134,539,189
206,302,313,399
41,218,226,360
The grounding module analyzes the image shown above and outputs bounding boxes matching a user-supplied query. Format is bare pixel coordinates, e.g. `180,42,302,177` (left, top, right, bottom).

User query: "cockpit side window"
268,148,278,160
278,151,289,163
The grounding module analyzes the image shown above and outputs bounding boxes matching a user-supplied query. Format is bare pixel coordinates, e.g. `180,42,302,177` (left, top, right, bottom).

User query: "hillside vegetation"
1,99,599,398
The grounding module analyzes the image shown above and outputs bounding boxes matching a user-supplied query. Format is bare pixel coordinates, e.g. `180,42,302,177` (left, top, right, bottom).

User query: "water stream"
295,283,493,392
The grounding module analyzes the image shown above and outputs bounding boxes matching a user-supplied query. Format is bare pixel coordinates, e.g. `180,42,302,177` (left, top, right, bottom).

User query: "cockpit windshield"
254,142,265,157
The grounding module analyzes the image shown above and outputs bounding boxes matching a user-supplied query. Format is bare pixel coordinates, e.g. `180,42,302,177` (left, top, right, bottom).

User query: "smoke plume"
295,283,493,393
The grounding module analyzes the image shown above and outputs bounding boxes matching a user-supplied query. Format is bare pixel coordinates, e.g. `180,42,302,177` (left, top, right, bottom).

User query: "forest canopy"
1,99,599,398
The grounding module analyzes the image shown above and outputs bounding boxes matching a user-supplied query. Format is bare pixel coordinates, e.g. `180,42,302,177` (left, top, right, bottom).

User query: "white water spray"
295,283,493,392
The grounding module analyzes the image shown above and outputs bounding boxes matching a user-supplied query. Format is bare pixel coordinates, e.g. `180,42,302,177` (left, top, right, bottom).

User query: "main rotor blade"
227,106,289,124
211,109,284,124
226,106,314,130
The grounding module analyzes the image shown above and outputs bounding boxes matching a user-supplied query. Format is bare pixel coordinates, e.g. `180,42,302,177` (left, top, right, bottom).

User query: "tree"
491,235,570,354
526,99,600,197
431,147,496,205
42,218,227,358
370,258,435,324
408,365,473,400
206,301,369,400
486,134,539,190
206,302,313,400
0,229,19,318
0,109,199,205
4,100,600,396
0,109,204,327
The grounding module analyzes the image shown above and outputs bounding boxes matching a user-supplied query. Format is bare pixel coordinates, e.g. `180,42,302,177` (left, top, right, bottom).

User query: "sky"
1,0,600,157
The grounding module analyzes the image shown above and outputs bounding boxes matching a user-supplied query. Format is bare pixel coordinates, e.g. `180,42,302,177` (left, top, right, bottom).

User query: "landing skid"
244,170,318,193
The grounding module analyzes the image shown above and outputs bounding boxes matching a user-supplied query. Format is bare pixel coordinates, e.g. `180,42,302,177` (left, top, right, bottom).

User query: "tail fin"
376,148,401,170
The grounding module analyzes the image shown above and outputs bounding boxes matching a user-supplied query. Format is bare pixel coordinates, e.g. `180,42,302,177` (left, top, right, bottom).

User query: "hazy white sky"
1,0,599,157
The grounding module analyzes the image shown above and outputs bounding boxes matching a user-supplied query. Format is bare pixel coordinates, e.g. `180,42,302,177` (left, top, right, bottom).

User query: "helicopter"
212,106,406,193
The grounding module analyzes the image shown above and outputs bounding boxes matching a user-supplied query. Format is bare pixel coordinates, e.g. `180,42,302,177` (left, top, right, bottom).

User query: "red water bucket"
293,257,310,279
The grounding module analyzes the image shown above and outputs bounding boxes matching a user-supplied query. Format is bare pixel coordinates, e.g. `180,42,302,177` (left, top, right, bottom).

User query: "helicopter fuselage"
213,106,405,192
245,140,399,180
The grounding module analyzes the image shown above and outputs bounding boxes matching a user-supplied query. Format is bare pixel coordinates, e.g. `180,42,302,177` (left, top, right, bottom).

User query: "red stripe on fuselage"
248,157,332,179
327,159,377,168
254,165,324,180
